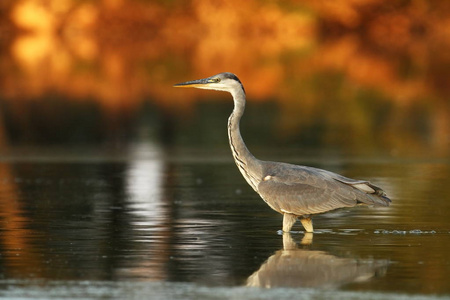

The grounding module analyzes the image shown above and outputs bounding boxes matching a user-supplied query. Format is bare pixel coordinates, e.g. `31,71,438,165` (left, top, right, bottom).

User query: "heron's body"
175,72,391,233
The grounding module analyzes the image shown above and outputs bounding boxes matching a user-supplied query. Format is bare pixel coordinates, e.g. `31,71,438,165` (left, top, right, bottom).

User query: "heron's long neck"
228,89,261,191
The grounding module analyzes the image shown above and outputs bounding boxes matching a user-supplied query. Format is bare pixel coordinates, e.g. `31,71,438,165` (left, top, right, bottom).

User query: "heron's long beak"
173,78,210,88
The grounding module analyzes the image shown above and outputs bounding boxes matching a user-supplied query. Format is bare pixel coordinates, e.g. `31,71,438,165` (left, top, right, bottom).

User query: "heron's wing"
257,163,390,216
258,175,357,215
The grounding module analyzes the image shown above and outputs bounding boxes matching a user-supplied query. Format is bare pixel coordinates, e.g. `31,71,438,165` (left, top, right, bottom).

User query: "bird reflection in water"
247,234,388,289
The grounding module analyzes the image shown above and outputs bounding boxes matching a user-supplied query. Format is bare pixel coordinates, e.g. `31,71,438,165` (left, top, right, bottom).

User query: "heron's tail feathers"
334,177,391,206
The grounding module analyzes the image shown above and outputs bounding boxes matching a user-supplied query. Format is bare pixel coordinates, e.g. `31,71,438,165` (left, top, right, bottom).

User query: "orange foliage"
2,0,449,104
0,0,448,152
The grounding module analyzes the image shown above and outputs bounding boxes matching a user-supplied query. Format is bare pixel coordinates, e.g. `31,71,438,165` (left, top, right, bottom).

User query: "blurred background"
0,0,448,156
0,1,449,294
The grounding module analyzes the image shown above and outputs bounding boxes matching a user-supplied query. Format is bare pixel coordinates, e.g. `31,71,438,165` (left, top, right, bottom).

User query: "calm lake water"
0,143,448,299
2,1,450,297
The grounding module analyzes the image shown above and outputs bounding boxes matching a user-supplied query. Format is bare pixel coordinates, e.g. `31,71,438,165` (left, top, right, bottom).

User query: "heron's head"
174,72,245,94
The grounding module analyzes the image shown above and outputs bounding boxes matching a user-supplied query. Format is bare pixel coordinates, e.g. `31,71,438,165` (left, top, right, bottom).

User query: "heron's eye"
208,78,221,83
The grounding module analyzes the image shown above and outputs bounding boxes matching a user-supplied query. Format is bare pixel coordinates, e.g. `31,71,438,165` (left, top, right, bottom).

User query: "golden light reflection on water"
0,152,448,292
0,163,43,278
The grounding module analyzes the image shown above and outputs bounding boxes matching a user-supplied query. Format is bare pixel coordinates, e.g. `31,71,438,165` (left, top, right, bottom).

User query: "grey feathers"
257,162,391,217
175,71,391,231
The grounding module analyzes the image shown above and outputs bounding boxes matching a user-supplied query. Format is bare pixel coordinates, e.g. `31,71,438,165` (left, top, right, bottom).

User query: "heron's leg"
300,217,313,233
282,213,297,232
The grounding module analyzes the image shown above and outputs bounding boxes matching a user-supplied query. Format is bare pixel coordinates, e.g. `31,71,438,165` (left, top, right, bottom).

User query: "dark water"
0,144,448,299
2,1,450,297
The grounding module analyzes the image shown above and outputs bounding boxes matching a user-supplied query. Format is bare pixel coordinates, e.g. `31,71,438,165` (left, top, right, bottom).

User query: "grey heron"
174,72,391,233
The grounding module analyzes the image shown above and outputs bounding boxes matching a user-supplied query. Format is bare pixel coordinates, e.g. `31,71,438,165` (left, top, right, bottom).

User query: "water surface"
0,146,448,299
